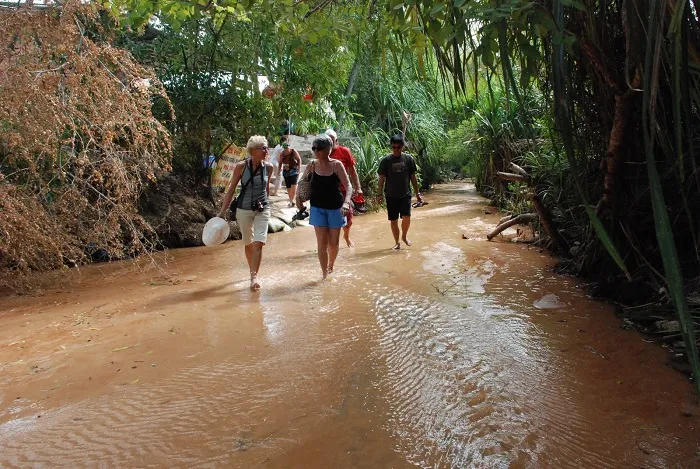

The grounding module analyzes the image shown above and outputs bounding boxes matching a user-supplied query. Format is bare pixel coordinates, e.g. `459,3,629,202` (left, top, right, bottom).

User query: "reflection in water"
0,183,697,468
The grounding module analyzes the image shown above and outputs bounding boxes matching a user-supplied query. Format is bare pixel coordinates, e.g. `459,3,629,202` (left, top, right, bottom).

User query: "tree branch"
304,0,333,18
496,171,528,182
487,213,538,241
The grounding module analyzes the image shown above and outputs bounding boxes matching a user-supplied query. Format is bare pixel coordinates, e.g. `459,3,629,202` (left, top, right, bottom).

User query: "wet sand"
0,183,698,468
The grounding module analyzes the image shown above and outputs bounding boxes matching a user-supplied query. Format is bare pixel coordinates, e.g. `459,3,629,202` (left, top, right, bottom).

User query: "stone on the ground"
227,221,242,240
272,207,298,225
268,217,288,233
290,219,310,228
533,293,565,309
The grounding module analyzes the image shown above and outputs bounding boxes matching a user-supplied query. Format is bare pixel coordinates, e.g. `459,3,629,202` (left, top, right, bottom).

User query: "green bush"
347,126,388,198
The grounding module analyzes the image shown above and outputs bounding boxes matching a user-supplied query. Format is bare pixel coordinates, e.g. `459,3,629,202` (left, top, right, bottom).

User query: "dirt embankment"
138,173,241,249
138,171,306,251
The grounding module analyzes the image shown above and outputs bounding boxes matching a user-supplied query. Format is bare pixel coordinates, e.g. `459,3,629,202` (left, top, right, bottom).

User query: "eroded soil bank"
0,183,698,468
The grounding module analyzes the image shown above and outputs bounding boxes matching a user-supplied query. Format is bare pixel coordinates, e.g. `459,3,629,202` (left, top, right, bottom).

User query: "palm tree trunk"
338,58,360,129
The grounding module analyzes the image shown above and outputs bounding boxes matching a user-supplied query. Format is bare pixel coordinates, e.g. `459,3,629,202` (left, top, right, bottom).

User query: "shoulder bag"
296,160,315,203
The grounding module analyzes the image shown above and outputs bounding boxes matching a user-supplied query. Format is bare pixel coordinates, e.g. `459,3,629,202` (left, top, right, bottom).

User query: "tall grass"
347,126,388,198
639,0,699,393
348,60,448,189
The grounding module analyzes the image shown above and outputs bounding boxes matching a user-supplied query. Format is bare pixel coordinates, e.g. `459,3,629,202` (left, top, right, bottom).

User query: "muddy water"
0,183,698,468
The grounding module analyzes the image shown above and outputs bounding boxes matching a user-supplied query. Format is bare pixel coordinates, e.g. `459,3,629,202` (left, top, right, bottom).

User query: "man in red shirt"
326,129,362,247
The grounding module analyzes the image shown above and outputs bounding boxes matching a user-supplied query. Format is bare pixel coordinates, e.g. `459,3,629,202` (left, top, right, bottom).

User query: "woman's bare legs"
314,226,330,279
327,228,341,274
288,183,297,203
244,241,264,290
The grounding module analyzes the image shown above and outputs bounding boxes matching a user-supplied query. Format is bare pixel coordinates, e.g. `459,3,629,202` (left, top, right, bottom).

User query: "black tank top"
310,170,343,209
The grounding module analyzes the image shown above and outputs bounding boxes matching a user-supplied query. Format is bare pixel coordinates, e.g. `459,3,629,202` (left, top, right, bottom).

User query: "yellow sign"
212,144,245,189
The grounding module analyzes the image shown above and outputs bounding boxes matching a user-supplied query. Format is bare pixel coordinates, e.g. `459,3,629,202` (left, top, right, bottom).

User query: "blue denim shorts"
309,206,347,229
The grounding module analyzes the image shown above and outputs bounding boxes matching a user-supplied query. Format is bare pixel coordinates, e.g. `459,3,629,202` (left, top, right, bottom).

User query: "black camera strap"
236,160,253,210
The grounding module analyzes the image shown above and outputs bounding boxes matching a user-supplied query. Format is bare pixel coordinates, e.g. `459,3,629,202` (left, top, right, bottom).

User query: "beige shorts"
237,208,270,245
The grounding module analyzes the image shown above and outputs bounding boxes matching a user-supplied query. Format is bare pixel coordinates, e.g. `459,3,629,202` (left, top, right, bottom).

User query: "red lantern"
262,86,276,98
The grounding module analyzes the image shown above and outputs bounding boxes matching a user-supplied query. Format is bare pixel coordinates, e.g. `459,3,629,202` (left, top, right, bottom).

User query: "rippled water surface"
1,183,698,468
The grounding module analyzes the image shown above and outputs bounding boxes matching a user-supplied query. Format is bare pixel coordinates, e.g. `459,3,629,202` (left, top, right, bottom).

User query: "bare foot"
402,237,412,246
392,243,401,250
250,275,261,292
328,265,334,275
322,269,328,280
345,237,354,248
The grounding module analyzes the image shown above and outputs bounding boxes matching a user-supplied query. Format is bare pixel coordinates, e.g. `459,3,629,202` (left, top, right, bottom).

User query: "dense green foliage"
115,0,452,190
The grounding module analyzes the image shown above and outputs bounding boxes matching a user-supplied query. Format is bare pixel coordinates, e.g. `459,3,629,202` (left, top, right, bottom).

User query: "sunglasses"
256,146,269,151
311,146,328,152
391,145,403,150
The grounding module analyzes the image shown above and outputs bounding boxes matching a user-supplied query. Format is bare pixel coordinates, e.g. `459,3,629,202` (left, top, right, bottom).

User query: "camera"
253,198,266,212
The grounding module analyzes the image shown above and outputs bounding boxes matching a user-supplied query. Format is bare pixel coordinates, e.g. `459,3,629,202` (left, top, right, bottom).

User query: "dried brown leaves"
0,1,173,289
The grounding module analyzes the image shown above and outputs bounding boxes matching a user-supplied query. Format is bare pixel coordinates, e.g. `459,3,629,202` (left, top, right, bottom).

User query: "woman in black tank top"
310,170,343,209
297,135,353,279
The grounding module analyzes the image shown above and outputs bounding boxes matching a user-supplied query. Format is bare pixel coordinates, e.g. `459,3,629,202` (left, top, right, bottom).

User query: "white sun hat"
202,217,230,246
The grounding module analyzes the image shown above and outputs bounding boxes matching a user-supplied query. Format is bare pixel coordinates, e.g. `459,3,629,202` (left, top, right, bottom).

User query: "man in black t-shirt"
378,134,424,250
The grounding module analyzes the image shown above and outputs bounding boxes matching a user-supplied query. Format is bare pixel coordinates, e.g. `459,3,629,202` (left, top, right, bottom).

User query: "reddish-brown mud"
0,183,697,468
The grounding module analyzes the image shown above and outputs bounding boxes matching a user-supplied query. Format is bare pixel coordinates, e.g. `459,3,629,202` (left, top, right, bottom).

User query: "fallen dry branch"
499,213,515,224
494,165,567,253
509,162,529,178
496,172,529,183
487,213,538,241
531,193,568,252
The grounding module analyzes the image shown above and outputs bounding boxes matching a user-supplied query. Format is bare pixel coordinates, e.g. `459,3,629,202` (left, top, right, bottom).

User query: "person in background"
278,140,302,207
218,136,274,291
269,135,287,196
325,129,362,247
297,135,353,279
377,134,423,250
